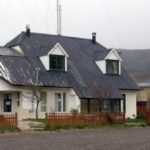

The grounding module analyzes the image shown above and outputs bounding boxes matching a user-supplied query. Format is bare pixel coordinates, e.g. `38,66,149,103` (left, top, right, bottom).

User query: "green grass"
125,116,146,127
126,118,145,124
44,122,132,131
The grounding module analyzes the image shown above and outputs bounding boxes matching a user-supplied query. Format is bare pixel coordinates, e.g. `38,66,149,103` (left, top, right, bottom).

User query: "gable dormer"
96,48,122,75
40,43,69,71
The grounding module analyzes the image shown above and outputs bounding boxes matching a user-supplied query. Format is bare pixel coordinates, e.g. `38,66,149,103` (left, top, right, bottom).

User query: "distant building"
117,49,150,111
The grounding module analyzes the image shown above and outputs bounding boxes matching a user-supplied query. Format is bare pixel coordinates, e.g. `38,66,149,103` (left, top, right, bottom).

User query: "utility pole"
57,0,62,35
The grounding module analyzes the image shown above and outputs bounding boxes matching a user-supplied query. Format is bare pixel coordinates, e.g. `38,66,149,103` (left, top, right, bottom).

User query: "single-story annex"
0,29,139,120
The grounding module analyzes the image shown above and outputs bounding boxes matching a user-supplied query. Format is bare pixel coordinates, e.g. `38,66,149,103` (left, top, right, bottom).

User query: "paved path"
0,127,150,150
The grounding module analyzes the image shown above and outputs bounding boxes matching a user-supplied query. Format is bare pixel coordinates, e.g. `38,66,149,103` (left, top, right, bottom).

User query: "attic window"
106,60,119,75
49,55,65,71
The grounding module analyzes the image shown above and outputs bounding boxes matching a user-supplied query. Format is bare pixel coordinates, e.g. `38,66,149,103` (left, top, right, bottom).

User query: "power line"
45,0,52,33
101,0,123,48
33,0,46,28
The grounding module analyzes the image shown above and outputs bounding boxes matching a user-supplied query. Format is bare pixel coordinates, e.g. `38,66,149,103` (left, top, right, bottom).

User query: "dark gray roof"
94,50,110,61
0,32,139,99
117,49,150,87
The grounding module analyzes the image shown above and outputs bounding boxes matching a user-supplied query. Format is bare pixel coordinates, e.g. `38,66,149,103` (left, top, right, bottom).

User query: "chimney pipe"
26,25,30,37
92,32,96,44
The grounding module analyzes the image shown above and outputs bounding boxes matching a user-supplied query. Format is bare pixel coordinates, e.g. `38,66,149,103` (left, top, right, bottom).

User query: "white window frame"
55,92,66,112
40,92,47,112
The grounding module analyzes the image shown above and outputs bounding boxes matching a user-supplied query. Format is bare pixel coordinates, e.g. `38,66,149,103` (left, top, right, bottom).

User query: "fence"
0,113,18,128
137,106,147,115
45,112,125,126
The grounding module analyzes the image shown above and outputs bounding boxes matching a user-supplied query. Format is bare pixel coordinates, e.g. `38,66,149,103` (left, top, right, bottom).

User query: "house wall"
137,87,150,102
0,79,80,120
121,90,137,118
17,88,80,120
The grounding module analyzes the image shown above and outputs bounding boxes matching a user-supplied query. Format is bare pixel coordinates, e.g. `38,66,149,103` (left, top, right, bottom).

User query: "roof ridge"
30,32,93,41
5,32,25,47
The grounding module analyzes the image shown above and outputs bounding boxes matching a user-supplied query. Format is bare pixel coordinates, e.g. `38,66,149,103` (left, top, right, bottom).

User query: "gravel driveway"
0,127,150,150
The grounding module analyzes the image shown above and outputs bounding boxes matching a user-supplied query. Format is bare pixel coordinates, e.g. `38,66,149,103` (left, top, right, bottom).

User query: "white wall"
40,55,49,70
95,60,106,73
122,90,137,118
0,78,81,120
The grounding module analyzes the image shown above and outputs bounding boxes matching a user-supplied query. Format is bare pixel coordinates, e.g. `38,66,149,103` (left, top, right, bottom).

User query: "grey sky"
0,0,150,49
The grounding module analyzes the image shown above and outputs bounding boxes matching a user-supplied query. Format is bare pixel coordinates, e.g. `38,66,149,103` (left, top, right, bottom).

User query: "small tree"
22,68,42,119
90,83,116,123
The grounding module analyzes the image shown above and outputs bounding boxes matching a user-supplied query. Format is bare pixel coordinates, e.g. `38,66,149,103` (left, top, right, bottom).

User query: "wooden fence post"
15,112,18,127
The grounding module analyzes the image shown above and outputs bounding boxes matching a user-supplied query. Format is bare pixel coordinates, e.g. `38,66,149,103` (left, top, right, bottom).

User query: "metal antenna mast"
57,0,62,35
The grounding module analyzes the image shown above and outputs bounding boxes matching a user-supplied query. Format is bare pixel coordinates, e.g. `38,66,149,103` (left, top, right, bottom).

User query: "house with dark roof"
0,29,139,120
117,49,150,110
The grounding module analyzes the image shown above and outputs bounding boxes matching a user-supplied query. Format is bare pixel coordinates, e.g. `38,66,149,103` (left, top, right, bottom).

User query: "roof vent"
92,32,96,44
26,25,30,37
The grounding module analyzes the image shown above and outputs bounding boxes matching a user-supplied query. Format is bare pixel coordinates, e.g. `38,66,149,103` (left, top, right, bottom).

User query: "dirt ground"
0,127,150,150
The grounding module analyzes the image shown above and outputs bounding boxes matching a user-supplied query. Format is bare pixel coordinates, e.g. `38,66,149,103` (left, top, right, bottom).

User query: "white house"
0,30,139,120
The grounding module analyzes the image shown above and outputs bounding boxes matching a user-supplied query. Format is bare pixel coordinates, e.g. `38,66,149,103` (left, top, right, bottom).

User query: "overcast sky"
0,0,150,49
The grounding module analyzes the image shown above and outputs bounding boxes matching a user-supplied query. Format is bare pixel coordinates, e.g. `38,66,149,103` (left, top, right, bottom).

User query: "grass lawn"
0,127,21,133
24,116,147,131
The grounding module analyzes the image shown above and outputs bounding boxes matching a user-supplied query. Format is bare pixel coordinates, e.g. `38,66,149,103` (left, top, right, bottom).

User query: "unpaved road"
0,127,150,150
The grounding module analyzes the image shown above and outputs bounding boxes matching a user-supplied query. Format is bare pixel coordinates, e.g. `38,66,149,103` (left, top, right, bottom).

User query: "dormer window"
49,55,65,71
106,60,119,75
95,48,122,75
40,43,69,71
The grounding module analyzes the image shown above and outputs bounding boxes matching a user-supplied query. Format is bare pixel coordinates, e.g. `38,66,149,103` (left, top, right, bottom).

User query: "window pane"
106,60,119,74
41,92,47,112
57,56,65,70
100,100,111,112
50,55,57,70
112,100,120,112
50,55,65,71
55,93,62,112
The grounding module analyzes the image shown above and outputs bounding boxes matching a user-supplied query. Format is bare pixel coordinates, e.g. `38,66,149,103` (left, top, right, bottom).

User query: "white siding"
106,51,119,60
50,47,64,55
95,60,106,73
122,90,137,118
40,55,49,70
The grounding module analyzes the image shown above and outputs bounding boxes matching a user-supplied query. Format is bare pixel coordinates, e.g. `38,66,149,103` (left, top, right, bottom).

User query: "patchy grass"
125,117,146,127
0,127,21,133
44,123,133,131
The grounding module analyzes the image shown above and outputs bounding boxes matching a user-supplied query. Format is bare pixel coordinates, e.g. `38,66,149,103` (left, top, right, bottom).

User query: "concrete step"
29,122,45,130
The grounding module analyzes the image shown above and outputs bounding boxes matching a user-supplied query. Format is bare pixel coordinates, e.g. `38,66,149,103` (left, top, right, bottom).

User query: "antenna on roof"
57,0,62,35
